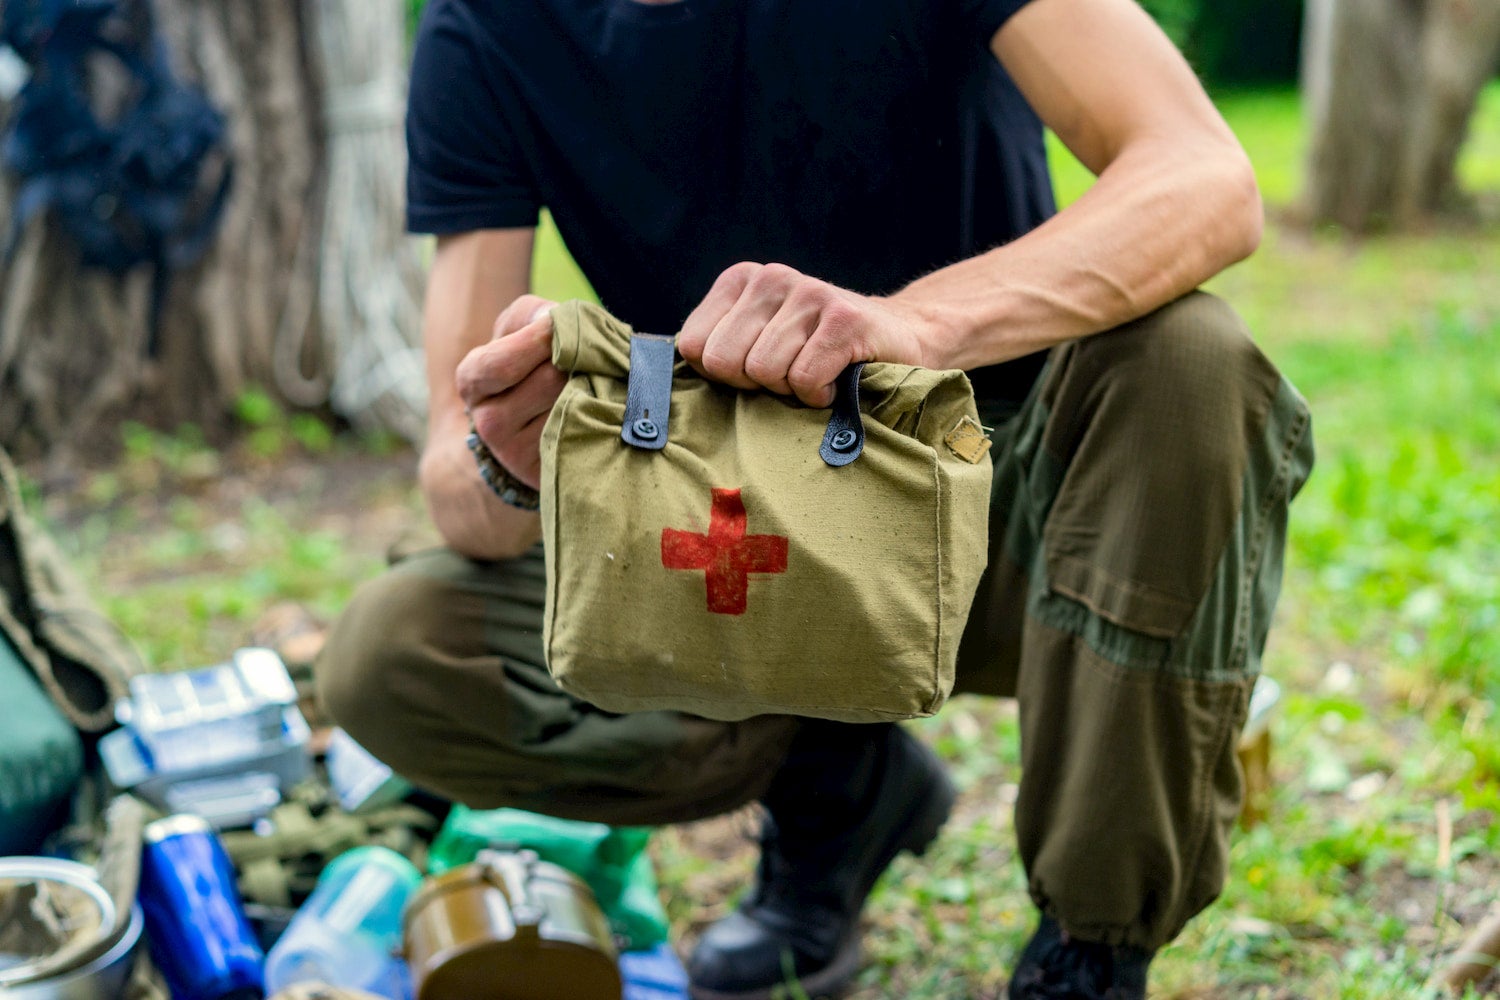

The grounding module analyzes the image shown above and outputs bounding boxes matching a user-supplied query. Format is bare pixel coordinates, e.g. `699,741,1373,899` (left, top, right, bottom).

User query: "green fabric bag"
539,300,994,723
0,631,83,853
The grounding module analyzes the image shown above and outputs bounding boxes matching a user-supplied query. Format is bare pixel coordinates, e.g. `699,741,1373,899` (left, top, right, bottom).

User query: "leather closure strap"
621,332,675,450
819,363,866,467
623,343,866,466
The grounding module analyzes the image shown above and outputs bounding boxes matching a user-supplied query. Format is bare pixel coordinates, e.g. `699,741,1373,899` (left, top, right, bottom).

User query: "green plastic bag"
0,632,83,853
428,805,669,950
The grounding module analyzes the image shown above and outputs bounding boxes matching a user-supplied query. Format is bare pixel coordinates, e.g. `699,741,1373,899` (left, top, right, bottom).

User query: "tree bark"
1401,0,1500,218
0,0,324,461
1302,0,1500,231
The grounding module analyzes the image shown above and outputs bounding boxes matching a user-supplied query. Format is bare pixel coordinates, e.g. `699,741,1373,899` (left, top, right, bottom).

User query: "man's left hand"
677,262,937,408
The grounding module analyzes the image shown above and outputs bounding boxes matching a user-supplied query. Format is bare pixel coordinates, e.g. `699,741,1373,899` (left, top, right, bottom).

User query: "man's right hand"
455,294,564,491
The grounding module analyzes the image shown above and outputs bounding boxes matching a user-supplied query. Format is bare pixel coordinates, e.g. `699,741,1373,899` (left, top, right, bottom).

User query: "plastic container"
620,944,690,1000
264,846,422,999
122,648,297,772
326,727,412,814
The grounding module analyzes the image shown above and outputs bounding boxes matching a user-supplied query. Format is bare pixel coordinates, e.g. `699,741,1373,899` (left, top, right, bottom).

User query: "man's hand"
455,294,564,491
677,262,936,408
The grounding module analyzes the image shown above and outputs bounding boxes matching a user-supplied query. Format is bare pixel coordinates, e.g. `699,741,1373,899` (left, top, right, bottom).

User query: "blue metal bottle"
139,814,265,1000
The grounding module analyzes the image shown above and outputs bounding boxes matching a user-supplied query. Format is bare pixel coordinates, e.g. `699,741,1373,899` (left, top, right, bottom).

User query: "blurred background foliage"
1139,0,1305,85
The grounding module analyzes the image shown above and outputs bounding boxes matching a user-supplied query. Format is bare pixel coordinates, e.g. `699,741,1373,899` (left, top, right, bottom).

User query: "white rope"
273,0,428,444
322,79,405,133
270,190,327,408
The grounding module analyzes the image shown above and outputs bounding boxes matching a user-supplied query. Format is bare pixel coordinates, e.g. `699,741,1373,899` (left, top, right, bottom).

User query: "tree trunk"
0,0,323,461
0,0,426,466
1302,0,1500,231
1400,0,1500,217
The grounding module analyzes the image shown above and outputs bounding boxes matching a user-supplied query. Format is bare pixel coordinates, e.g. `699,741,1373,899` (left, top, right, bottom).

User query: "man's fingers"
470,361,565,440
743,302,814,396
787,298,865,407
506,362,568,426
456,319,554,405
505,409,554,490
678,262,758,364
470,367,566,486
686,262,840,390
492,294,558,340
458,294,566,490
695,292,784,389
678,262,886,406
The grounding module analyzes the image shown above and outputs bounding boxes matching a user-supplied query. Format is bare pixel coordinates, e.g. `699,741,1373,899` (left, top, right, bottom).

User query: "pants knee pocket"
1038,292,1287,643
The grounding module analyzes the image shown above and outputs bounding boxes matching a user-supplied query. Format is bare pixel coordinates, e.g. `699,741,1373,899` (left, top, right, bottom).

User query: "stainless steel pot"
0,857,142,999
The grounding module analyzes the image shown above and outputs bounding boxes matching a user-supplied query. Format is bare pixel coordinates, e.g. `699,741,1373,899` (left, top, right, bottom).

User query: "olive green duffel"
538,301,993,723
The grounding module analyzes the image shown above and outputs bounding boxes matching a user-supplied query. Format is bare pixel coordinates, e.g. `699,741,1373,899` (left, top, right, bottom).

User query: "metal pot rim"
0,857,119,987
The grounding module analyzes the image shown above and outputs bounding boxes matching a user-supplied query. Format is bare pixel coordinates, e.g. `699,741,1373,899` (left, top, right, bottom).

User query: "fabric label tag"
944,415,992,464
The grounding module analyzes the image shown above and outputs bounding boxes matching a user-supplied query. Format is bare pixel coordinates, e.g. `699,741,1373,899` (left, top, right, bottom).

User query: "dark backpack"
2,0,233,347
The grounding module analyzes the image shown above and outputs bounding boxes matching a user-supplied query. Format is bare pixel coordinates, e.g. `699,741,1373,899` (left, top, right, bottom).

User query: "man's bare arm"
418,229,550,561
897,0,1262,369
677,0,1260,403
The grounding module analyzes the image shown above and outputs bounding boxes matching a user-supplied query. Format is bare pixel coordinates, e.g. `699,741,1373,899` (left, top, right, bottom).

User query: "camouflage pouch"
0,448,139,731
539,301,994,723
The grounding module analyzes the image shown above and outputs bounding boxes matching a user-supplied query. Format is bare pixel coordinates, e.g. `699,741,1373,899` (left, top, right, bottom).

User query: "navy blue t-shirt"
407,0,1056,404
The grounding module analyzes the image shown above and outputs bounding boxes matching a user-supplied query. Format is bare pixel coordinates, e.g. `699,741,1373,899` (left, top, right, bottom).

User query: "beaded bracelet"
466,419,541,511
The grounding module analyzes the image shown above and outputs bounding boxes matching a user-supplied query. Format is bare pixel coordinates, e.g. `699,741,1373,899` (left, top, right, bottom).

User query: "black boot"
1008,915,1153,1000
686,722,956,1000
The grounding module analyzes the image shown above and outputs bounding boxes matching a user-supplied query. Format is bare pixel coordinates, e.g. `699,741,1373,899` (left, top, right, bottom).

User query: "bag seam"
541,389,576,674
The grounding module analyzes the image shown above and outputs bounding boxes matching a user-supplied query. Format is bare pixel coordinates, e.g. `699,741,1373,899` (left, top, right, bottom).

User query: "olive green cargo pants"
317,291,1313,951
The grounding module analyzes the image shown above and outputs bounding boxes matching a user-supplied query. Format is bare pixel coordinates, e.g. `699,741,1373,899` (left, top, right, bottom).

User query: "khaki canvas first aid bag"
539,301,993,723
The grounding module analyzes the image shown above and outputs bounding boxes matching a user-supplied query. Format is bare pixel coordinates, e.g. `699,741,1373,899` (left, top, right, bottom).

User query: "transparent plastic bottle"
264,845,422,999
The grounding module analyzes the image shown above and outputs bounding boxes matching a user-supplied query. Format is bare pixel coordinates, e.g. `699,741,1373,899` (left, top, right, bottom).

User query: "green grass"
45,401,416,670
33,83,1500,999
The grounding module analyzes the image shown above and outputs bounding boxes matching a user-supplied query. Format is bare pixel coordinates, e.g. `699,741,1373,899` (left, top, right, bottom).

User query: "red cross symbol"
661,488,789,615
